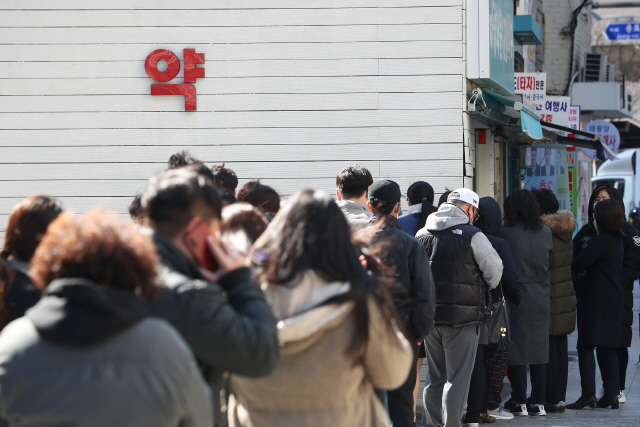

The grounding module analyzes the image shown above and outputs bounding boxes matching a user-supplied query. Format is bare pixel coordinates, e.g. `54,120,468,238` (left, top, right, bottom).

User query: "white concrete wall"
543,0,592,95
0,0,467,225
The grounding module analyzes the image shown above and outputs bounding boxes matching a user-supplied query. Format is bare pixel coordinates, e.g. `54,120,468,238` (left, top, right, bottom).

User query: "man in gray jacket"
416,188,503,427
335,164,374,230
142,166,280,427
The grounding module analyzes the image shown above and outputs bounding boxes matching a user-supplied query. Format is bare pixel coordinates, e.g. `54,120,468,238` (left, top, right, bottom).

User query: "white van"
592,149,639,217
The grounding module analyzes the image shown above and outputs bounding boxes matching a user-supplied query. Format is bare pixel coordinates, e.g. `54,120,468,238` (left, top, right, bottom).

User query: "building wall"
0,0,466,225
543,0,591,95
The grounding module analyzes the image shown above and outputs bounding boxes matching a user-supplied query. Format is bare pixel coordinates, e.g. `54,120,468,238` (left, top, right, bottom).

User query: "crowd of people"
0,154,637,427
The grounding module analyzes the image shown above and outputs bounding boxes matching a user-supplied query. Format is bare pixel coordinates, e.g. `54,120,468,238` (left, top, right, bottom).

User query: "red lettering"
145,49,180,82
151,84,197,111
183,49,205,83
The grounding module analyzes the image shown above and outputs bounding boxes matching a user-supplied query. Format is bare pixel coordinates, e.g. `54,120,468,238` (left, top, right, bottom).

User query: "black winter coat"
367,215,436,340
475,197,522,341
572,230,624,348
3,265,41,328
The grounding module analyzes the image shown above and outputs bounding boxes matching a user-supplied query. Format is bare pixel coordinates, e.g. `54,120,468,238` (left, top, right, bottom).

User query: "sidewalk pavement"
417,285,640,426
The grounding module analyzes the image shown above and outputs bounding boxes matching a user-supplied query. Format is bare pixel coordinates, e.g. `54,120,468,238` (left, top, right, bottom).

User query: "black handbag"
488,283,511,350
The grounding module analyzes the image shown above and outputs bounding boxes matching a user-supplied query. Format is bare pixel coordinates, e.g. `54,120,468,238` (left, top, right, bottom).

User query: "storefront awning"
468,88,544,140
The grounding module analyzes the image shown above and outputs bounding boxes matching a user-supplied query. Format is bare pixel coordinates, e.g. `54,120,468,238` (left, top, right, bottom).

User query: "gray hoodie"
424,203,503,289
336,199,373,230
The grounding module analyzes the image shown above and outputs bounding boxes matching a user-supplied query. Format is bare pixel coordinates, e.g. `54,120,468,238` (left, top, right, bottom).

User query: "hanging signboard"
535,95,569,128
568,105,580,133
515,72,546,106
580,119,621,159
467,0,515,95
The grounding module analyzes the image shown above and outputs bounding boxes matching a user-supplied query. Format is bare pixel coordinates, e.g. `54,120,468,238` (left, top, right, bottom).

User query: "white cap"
447,188,479,209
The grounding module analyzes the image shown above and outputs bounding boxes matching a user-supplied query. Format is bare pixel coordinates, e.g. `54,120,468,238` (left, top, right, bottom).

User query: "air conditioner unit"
583,52,608,82
571,82,633,118
606,63,616,82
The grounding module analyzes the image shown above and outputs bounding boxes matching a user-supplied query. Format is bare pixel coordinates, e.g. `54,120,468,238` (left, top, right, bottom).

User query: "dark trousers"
577,344,619,396
388,339,419,427
546,334,569,404
616,347,628,390
507,364,546,404
464,345,486,423
484,344,508,410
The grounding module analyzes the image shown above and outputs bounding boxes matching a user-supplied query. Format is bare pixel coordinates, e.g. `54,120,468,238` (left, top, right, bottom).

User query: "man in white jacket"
335,164,374,230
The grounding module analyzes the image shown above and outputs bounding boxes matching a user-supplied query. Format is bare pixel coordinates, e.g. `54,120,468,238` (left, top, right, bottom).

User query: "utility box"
571,82,633,118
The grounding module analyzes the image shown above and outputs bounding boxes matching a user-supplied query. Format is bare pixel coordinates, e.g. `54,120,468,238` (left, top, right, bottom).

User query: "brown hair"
30,210,161,300
220,203,269,254
237,181,280,215
594,199,625,238
3,196,63,262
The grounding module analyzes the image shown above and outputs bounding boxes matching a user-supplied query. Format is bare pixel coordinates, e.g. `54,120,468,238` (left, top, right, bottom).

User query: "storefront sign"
581,119,621,159
568,105,580,132
467,0,514,95
535,95,569,126
523,144,570,209
515,72,546,106
145,48,205,111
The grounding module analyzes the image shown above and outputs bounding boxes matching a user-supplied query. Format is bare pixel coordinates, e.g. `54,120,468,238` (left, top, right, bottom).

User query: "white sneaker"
618,390,626,403
487,407,514,420
597,387,604,399
463,424,479,427
529,404,546,416
511,404,529,416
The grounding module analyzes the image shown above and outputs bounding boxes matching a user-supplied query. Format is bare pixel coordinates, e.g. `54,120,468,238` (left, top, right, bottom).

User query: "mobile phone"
183,217,219,272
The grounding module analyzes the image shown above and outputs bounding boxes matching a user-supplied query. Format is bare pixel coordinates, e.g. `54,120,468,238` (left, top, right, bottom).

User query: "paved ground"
416,286,640,426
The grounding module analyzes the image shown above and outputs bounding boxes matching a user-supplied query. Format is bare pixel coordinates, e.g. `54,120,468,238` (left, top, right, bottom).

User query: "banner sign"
606,22,640,41
535,95,570,127
514,72,546,106
580,119,621,160
522,145,570,210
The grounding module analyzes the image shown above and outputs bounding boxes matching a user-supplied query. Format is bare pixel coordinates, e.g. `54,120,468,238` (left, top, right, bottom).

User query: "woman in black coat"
568,199,625,410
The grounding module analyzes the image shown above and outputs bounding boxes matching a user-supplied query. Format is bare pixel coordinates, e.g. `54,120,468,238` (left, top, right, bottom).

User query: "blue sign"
606,22,640,41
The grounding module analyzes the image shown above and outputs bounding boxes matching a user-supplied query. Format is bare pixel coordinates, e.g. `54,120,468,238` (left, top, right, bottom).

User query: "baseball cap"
369,179,401,204
447,188,479,209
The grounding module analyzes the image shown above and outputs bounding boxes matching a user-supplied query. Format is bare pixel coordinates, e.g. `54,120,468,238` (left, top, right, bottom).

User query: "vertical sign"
489,0,515,94
515,72,546,107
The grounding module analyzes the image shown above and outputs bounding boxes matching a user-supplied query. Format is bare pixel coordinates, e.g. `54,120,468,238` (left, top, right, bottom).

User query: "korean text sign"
145,49,205,111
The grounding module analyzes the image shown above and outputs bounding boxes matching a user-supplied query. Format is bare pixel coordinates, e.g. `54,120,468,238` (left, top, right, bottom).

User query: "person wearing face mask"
572,185,640,405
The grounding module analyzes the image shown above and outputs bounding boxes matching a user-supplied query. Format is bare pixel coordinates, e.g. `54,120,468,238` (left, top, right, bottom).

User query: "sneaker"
528,404,546,416
597,387,604,399
463,424,479,427
503,398,516,411
486,407,514,420
479,413,496,423
510,404,529,416
618,390,626,403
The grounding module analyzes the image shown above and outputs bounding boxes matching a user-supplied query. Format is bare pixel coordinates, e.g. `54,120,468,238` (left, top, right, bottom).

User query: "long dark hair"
252,189,399,362
503,189,543,230
594,199,625,238
407,181,436,230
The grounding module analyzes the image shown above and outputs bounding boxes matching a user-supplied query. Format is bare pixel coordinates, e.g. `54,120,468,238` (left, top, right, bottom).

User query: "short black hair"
142,165,222,239
532,189,559,215
336,164,373,200
438,190,452,207
504,189,543,230
218,189,237,207
167,151,216,183
210,163,238,193
128,194,145,220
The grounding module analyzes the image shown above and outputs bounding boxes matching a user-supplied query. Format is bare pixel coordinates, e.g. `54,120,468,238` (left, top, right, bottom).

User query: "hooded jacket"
416,203,503,327
227,271,413,427
145,229,279,427
541,210,577,336
0,278,212,427
474,197,522,340
337,199,373,230
574,185,640,347
364,215,435,340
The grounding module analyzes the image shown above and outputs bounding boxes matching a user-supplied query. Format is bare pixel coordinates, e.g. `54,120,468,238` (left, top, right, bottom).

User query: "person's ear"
336,189,342,201
366,201,373,213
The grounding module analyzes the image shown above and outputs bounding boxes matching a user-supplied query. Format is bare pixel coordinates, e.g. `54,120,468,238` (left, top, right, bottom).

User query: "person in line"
219,202,269,256
572,185,640,405
129,193,147,225
472,196,522,423
236,181,280,221
141,166,280,427
437,190,452,208
501,190,553,417
398,181,436,237
416,188,503,427
335,164,374,230
568,199,625,410
211,163,239,195
532,189,576,413
0,211,212,427
0,196,63,328
228,189,413,427
167,150,216,182
363,179,436,427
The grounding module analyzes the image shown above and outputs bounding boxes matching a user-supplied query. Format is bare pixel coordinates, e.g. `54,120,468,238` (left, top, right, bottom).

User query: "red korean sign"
145,49,204,111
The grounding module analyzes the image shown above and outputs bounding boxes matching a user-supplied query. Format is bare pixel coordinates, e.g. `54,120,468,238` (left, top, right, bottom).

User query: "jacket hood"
262,271,353,355
475,197,502,236
588,185,615,224
336,200,371,217
426,202,470,231
541,209,575,240
26,278,145,346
